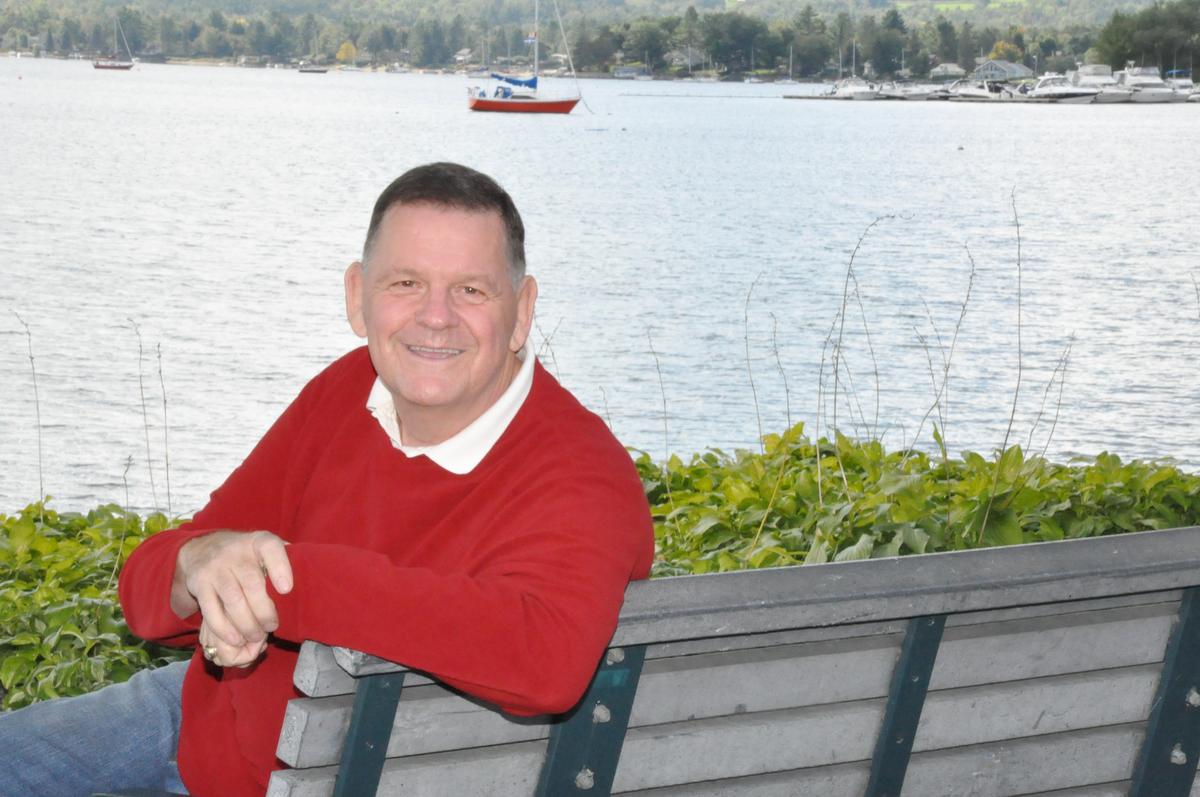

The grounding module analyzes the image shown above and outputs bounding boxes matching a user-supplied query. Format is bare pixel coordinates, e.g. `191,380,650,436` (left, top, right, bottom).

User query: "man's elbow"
502,652,601,717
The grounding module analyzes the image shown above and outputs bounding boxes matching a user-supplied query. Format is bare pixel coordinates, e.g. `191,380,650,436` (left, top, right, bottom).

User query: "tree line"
3,0,1197,78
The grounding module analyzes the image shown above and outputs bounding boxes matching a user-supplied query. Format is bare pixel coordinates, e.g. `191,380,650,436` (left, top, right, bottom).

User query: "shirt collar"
365,346,535,475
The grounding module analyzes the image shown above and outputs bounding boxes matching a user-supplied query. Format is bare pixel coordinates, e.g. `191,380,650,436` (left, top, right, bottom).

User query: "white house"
930,62,966,80
972,59,1034,81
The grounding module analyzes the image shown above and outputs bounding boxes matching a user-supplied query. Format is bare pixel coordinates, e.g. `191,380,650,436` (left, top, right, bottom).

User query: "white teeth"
410,345,462,355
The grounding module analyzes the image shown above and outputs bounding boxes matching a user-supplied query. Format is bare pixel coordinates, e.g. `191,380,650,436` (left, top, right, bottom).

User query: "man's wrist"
169,537,202,620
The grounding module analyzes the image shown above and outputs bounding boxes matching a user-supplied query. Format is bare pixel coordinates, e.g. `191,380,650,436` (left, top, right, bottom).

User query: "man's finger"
255,533,293,595
229,639,268,668
213,570,270,644
196,589,245,648
235,560,280,634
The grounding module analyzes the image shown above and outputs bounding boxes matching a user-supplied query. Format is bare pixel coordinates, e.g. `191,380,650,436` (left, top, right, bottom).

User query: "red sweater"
118,348,655,796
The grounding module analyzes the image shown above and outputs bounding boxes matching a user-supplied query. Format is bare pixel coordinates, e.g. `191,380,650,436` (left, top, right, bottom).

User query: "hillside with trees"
2,0,1196,79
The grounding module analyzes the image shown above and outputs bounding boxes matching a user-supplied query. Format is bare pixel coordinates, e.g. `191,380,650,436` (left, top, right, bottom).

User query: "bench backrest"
268,525,1200,797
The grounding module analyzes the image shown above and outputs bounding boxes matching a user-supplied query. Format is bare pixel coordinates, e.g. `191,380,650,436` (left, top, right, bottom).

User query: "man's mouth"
408,345,464,359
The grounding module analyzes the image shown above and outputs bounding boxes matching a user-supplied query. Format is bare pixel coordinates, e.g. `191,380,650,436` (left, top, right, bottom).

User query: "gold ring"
203,645,218,661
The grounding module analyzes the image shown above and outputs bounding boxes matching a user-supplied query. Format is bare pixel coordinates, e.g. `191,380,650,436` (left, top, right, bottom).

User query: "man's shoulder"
289,347,376,413
513,362,630,462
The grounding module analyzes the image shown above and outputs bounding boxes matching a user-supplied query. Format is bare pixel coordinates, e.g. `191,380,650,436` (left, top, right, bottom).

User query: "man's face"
344,202,537,444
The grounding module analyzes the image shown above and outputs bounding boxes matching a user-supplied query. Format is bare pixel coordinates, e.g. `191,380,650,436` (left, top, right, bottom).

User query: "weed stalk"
13,312,44,512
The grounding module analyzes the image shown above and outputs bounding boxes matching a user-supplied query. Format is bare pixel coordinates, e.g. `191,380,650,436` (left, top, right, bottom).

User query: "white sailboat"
466,0,580,113
93,15,134,70
777,44,798,84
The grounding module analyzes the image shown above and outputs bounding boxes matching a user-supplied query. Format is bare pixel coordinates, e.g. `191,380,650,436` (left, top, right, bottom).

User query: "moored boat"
1165,69,1199,102
947,78,1023,101
467,84,580,113
825,76,878,100
466,0,579,114
1116,66,1186,103
1069,64,1132,103
92,16,134,70
877,81,940,100
1028,73,1099,104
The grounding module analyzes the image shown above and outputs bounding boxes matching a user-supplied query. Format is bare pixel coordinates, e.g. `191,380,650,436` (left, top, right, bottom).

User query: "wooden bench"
267,525,1200,797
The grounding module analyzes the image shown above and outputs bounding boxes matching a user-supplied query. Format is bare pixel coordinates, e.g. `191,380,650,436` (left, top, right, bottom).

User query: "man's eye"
459,285,487,302
391,280,416,290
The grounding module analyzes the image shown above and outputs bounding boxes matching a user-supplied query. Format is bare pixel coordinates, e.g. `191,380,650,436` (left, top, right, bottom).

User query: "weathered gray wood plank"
292,641,360,697
616,726,1145,797
612,527,1200,648
268,718,1151,797
605,666,1156,792
279,601,1173,767
1013,784,1129,797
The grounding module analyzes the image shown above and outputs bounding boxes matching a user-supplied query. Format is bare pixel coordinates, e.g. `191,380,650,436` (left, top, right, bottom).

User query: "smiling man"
346,198,537,447
0,163,654,797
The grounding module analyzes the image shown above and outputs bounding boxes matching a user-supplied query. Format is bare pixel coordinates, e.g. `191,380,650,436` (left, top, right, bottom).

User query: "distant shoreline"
9,52,826,82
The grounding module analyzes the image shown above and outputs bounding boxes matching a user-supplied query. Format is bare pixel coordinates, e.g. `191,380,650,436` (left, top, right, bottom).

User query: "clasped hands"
171,530,292,668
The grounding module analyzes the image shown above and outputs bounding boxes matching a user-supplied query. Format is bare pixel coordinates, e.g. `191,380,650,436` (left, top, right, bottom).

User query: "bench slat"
616,726,1147,797
278,598,1175,768
269,716,1153,797
605,666,1156,792
613,526,1200,648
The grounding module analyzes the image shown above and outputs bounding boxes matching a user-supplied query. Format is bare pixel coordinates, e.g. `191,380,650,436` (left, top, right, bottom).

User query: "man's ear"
344,261,367,338
510,275,538,352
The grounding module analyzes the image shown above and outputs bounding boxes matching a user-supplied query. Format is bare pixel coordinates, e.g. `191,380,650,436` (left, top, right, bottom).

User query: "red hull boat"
465,0,582,115
467,95,580,114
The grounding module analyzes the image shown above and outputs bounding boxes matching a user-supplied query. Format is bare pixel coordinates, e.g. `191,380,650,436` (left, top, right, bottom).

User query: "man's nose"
415,288,456,328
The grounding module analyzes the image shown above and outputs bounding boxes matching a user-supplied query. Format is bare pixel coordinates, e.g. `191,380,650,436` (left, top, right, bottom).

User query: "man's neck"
395,356,523,448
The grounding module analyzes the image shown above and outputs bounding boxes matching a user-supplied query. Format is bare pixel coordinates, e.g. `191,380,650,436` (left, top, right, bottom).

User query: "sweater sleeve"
117,354,337,645
269,457,654,716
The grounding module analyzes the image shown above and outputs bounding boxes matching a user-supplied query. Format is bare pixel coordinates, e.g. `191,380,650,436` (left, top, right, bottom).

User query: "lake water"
2,57,1198,514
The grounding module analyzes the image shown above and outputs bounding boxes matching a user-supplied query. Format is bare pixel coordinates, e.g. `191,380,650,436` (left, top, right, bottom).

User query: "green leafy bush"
4,431,1199,709
637,424,1200,578
0,502,190,710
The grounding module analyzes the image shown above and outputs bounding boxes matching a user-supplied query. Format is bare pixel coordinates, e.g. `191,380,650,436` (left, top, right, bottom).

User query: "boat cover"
491,72,537,89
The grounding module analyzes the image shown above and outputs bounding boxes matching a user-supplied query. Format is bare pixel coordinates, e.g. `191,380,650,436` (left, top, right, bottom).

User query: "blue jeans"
0,660,190,797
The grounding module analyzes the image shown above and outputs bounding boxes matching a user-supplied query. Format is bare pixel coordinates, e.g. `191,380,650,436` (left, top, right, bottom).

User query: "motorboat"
1165,69,1199,101
1027,73,1099,103
1115,66,1186,103
1069,64,1131,103
825,77,878,100
877,81,940,100
946,79,1023,102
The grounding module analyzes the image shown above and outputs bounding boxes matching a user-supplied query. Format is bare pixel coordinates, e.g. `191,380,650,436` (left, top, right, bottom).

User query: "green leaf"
0,651,35,689
804,540,829,564
900,525,930,554
982,509,1024,547
7,517,34,557
834,534,875,562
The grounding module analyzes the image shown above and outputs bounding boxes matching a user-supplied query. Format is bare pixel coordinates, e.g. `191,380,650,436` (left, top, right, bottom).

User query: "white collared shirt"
365,347,535,475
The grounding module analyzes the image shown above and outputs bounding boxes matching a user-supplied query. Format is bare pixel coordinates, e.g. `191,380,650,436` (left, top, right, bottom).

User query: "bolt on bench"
268,525,1200,797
